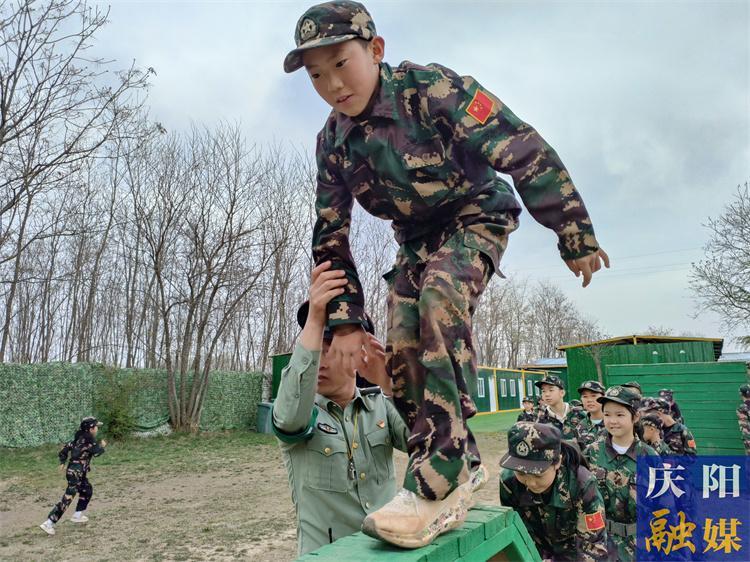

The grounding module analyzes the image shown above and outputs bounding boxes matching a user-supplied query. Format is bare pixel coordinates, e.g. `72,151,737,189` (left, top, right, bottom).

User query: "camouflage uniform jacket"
571,414,606,451
537,402,581,440
517,410,537,423
737,400,750,455
58,433,105,473
662,422,697,456
584,435,659,561
499,464,608,561
313,61,598,327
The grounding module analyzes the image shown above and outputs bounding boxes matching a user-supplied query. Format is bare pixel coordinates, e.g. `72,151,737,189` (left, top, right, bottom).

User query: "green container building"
607,361,748,455
558,335,723,394
471,367,560,415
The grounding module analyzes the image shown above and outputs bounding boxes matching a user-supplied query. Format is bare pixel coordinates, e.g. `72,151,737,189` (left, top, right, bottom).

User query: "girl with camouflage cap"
583,386,659,561
39,417,106,535
499,422,608,561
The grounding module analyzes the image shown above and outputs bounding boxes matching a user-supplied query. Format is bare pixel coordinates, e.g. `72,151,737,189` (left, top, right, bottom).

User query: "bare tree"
691,182,750,336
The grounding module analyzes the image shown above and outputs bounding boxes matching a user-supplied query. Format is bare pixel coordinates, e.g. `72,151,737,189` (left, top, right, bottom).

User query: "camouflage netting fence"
0,363,264,448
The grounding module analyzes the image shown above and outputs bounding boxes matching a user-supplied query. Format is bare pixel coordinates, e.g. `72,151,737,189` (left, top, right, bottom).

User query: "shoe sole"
361,490,470,549
70,519,88,524
39,524,54,536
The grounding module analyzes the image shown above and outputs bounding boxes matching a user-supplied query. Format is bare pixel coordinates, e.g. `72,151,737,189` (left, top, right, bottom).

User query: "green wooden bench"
297,505,542,562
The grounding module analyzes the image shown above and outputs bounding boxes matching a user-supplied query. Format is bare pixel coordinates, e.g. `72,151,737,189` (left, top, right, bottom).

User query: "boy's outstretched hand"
565,248,610,288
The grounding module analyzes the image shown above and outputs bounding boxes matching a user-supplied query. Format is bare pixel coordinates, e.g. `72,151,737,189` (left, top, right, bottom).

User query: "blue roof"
520,357,567,369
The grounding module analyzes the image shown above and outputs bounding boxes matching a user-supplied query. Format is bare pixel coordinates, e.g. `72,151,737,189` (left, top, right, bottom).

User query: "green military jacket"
661,422,697,456
499,463,608,561
272,343,409,556
538,402,582,440
313,60,599,328
571,414,606,451
584,435,659,561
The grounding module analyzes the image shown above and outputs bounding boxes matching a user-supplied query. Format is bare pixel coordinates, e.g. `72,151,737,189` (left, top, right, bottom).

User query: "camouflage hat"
80,416,102,431
640,397,659,411
521,397,534,404
284,1,377,73
500,422,562,475
658,388,674,400
640,413,663,431
621,381,643,395
534,375,564,390
577,380,605,395
650,397,672,414
740,384,750,397
597,385,640,410
297,300,375,337
570,399,583,408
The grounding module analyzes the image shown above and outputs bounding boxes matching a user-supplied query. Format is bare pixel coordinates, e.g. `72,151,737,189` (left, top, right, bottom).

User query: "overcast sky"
94,0,749,350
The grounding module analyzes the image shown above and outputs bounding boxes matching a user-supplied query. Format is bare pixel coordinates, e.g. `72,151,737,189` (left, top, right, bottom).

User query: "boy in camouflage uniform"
284,0,608,546
499,422,608,561
573,380,606,450
651,398,696,455
517,397,536,422
737,384,750,455
39,417,107,535
640,413,672,455
657,388,684,424
584,386,659,561
535,375,584,439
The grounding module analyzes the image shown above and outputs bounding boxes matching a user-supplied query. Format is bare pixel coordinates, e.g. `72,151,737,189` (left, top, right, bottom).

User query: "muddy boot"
361,484,471,549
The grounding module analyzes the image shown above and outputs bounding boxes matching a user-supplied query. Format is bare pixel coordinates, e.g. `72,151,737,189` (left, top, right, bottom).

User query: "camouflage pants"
48,467,92,522
385,214,516,501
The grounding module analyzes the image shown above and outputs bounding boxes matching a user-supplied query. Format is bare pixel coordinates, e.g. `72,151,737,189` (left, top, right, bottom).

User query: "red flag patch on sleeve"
584,511,605,531
466,89,494,124
688,439,696,448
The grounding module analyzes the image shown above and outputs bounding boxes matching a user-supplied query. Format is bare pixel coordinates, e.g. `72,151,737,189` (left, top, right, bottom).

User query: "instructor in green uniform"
272,262,410,556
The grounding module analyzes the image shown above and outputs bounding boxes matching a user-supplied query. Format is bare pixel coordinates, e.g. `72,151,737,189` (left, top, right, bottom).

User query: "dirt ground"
0,432,507,561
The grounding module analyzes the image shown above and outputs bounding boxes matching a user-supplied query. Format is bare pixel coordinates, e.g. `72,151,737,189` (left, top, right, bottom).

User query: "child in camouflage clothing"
737,384,750,455
39,417,107,536
584,386,658,561
284,0,608,546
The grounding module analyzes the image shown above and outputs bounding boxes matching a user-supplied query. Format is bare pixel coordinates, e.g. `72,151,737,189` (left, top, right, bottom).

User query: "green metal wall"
565,341,716,397
607,361,748,455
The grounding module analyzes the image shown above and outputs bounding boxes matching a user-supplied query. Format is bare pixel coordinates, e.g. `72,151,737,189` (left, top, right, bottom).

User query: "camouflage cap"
658,388,674,400
500,422,562,475
650,397,672,414
640,397,659,411
621,380,643,395
741,383,750,397
284,1,376,73
577,380,605,395
597,385,640,410
297,300,375,337
521,397,534,404
640,413,663,431
534,375,564,390
80,416,102,430
570,399,583,408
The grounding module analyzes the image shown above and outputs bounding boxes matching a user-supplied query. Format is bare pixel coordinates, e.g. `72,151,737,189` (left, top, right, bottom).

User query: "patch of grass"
468,411,519,434
0,430,275,484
